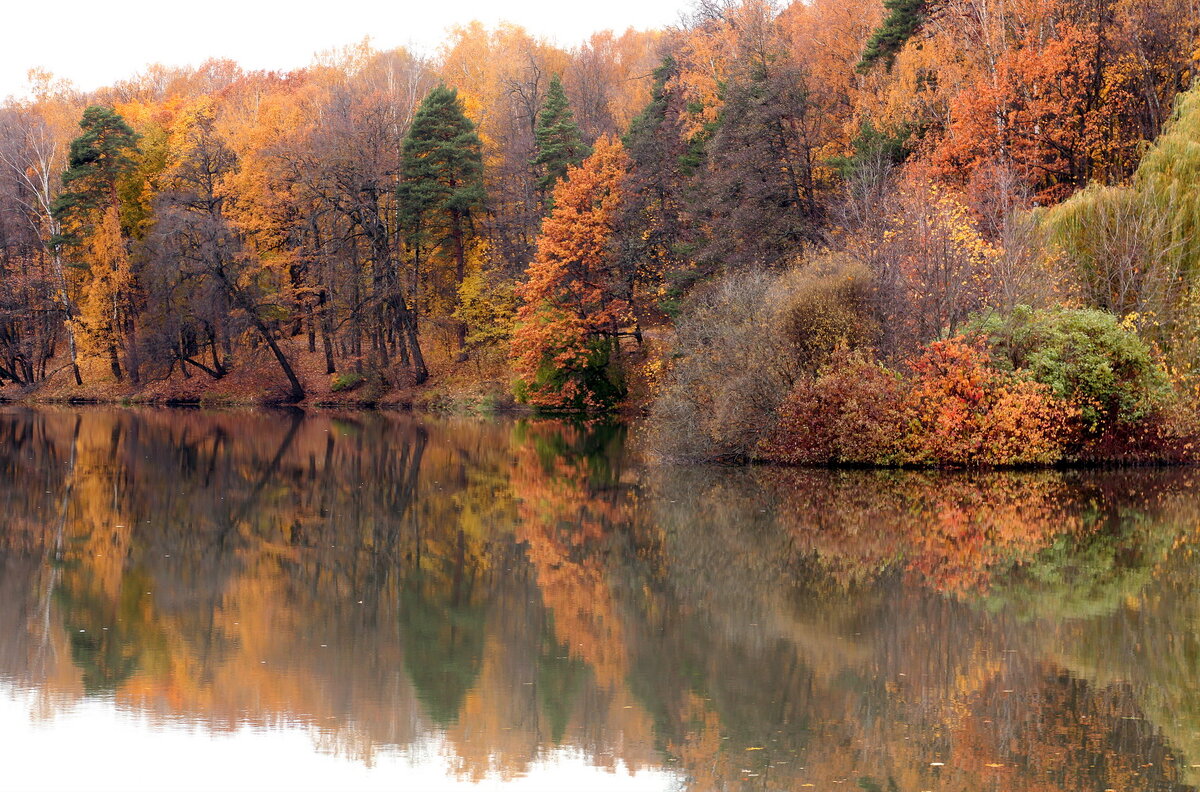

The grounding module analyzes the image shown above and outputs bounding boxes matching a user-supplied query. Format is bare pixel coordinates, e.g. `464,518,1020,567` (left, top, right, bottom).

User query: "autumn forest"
4,0,1200,466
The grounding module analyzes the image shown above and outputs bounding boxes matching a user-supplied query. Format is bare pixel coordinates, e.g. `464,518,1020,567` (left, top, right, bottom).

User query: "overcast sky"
1,0,687,99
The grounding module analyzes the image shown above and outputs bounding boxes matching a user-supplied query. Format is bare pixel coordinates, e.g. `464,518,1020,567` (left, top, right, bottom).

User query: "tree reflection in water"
1,407,1199,790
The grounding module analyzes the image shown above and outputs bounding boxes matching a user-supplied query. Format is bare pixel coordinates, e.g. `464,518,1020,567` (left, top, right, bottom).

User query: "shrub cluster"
757,309,1199,468
760,340,1074,467
650,256,1199,467
970,306,1199,463
648,258,876,462
966,306,1169,434
761,349,907,466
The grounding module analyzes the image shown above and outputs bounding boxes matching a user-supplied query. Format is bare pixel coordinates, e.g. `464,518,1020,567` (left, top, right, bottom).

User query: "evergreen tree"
52,105,140,243
52,106,141,382
621,56,702,315
399,84,485,352
531,75,590,199
857,0,936,73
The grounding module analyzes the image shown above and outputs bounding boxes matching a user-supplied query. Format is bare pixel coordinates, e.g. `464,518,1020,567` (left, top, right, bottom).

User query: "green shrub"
513,337,625,414
331,372,366,393
967,306,1169,435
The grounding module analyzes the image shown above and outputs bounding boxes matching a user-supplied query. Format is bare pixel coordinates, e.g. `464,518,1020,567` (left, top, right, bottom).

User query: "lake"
1,407,1199,791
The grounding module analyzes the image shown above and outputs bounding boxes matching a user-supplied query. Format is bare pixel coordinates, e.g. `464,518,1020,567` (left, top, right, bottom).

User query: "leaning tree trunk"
211,262,305,404
252,317,306,404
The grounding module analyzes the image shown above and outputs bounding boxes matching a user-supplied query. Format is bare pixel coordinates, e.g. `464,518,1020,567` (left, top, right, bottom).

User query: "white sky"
1,0,688,100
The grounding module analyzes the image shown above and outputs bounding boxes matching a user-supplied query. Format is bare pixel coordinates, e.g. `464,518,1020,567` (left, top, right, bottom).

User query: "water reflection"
2,407,1200,790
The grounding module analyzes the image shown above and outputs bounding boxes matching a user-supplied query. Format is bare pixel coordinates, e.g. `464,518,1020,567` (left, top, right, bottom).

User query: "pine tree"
857,0,935,73
511,136,630,412
531,75,590,200
52,105,140,243
399,84,485,352
52,106,141,382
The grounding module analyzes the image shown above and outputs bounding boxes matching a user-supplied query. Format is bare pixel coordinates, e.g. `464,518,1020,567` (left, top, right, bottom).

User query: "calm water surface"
3,407,1200,791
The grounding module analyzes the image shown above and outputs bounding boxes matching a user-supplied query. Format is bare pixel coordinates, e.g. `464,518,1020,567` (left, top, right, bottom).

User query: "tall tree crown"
510,135,630,411
532,75,590,195
399,84,485,230
52,106,140,237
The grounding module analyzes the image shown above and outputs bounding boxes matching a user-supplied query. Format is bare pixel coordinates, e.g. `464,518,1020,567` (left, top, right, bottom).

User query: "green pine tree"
532,75,590,199
399,84,485,352
52,105,140,244
51,106,142,384
857,0,935,73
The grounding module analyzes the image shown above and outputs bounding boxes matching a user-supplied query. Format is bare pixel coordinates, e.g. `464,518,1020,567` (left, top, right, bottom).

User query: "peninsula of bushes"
653,301,1198,467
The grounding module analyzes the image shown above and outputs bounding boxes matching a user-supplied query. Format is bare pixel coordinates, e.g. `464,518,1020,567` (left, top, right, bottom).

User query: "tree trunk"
48,234,83,385
403,309,427,384
322,323,337,375
208,328,227,378
452,214,468,353
108,342,123,382
210,263,304,403
361,208,427,383
67,327,83,385
253,317,305,403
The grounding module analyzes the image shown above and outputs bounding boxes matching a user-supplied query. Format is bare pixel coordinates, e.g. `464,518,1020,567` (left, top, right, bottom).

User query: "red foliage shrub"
760,349,906,465
1073,399,1200,465
902,339,1074,467
762,339,1076,467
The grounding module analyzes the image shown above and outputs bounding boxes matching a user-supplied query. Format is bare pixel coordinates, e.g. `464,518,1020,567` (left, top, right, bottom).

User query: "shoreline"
0,392,524,414
2,396,1191,472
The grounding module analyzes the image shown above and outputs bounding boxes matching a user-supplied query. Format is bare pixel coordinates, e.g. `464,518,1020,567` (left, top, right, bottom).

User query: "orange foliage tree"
926,0,1196,204
509,135,631,411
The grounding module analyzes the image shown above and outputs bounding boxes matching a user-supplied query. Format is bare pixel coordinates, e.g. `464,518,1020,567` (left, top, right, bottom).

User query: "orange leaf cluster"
904,339,1074,466
509,136,631,410
762,339,1074,467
